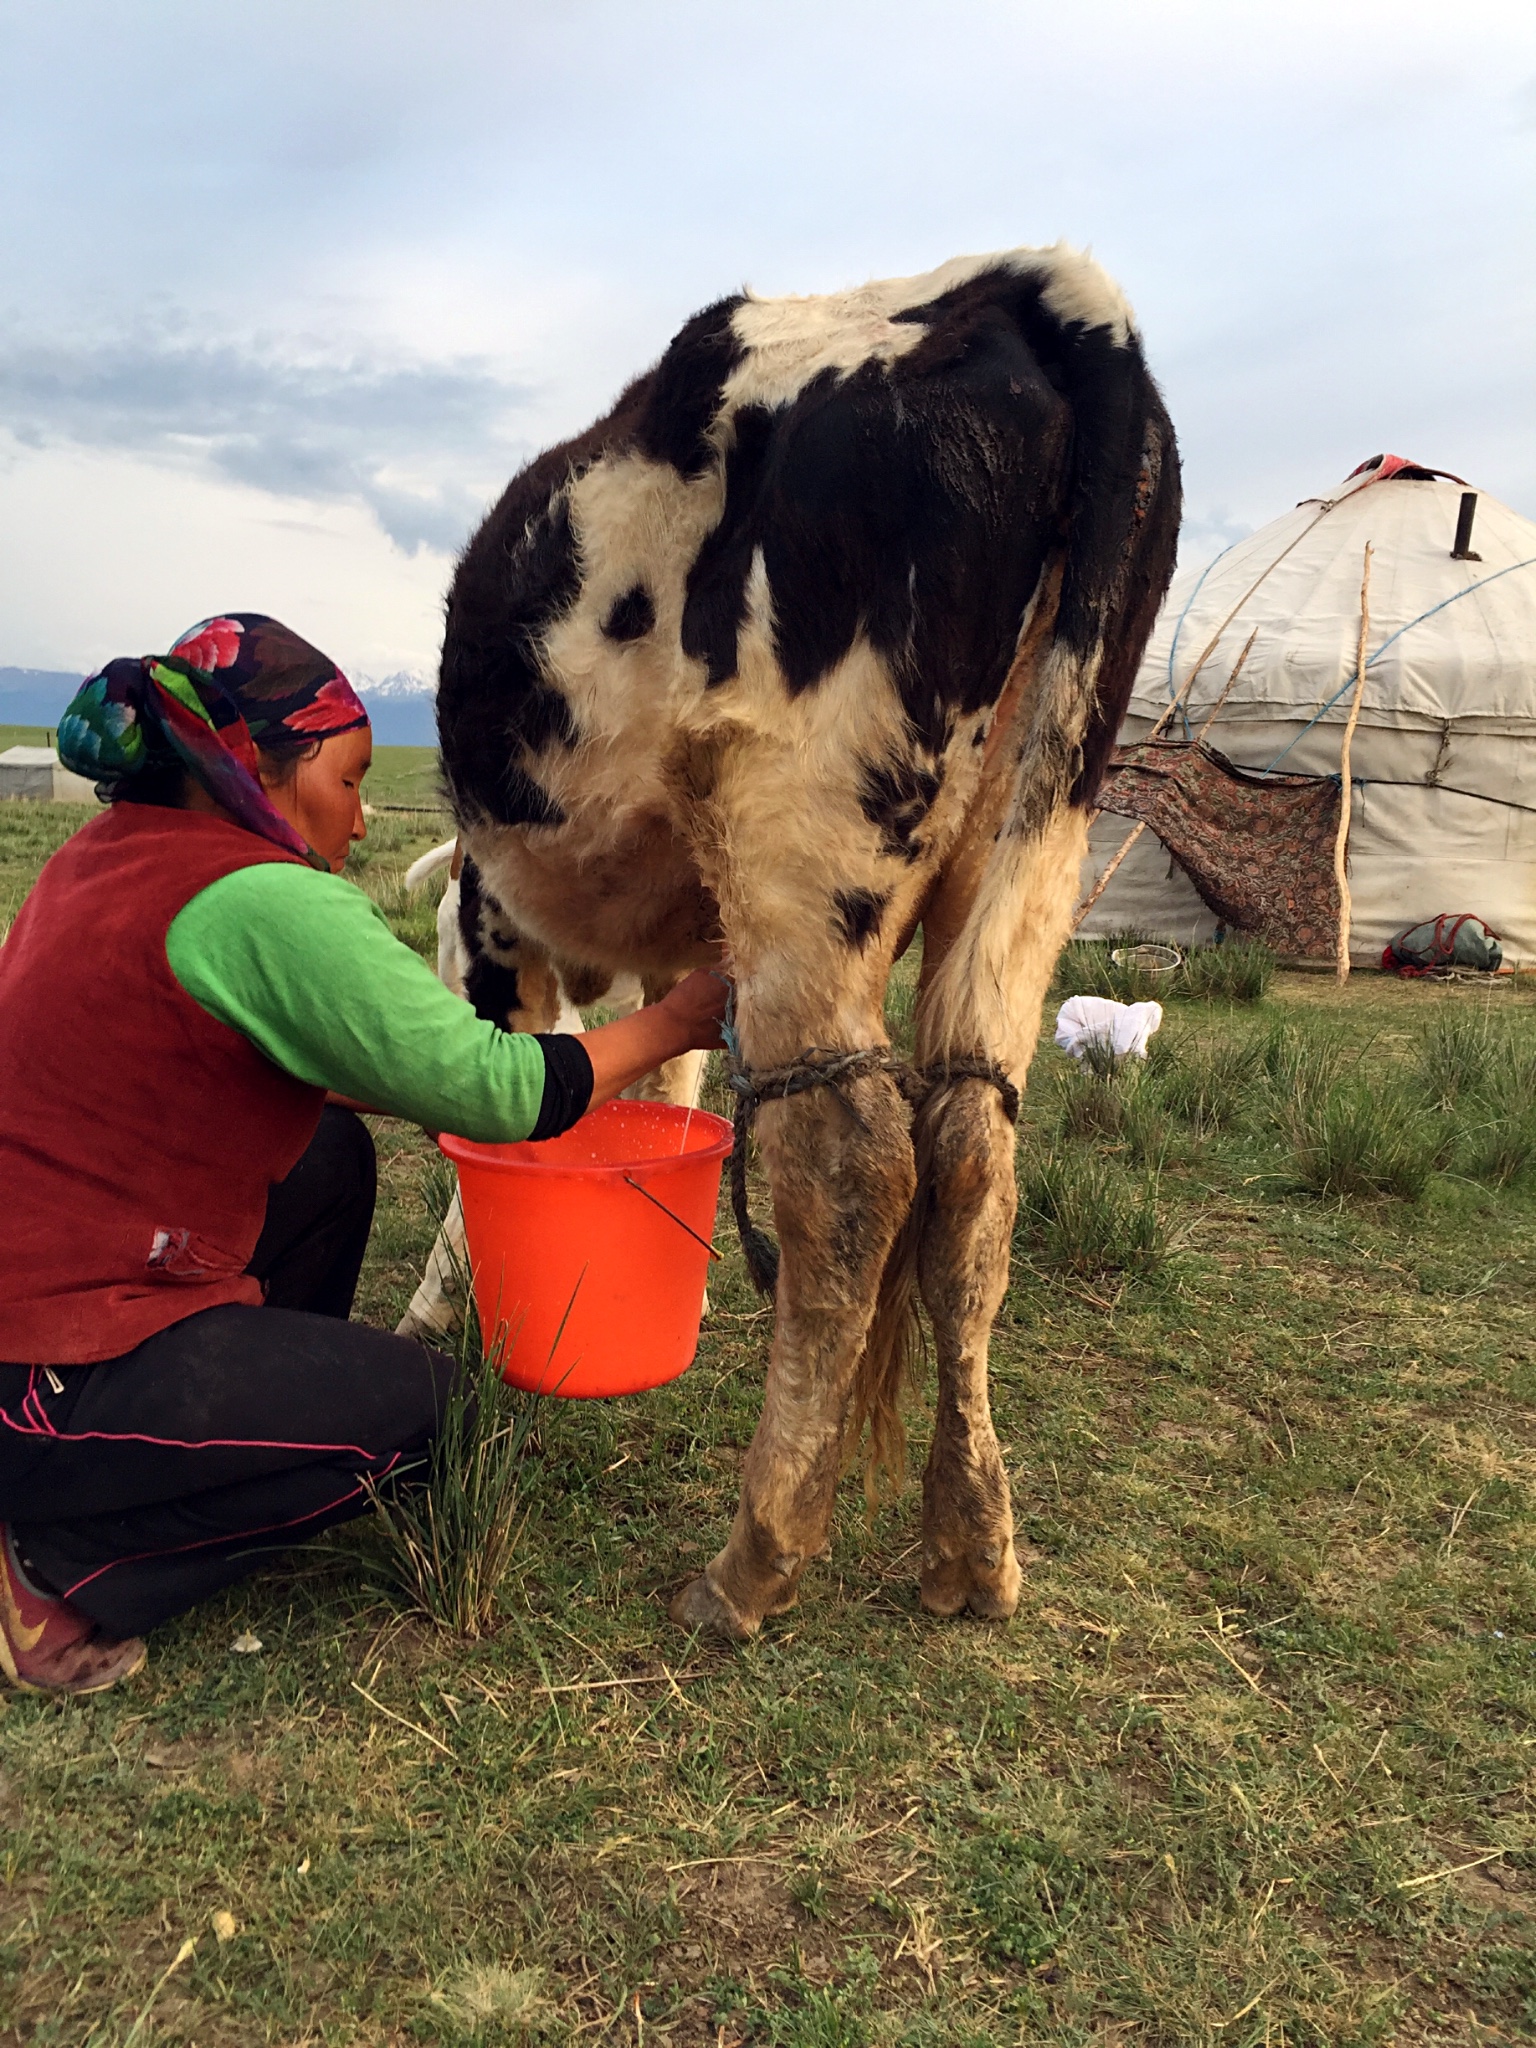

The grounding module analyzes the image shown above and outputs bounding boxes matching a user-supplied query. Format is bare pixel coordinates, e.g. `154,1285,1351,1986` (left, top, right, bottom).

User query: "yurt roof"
1131,456,1536,740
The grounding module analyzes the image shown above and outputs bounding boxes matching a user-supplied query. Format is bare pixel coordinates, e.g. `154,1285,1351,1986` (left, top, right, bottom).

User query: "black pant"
0,1109,454,1636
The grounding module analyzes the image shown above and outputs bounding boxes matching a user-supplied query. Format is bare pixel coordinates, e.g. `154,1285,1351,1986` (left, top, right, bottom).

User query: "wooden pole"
1193,627,1258,745
1071,628,1259,934
1071,819,1148,932
1334,544,1373,983
1145,500,1340,744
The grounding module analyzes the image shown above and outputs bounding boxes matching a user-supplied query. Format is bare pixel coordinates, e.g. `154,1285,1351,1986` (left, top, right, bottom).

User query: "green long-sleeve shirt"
166,863,548,1141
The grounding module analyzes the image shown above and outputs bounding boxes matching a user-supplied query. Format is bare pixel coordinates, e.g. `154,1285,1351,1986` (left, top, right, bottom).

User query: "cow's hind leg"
909,1074,1022,1617
912,805,1090,1618
671,1002,914,1640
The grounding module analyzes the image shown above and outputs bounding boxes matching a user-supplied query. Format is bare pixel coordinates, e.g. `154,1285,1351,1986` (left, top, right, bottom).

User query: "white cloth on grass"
1054,996,1164,1061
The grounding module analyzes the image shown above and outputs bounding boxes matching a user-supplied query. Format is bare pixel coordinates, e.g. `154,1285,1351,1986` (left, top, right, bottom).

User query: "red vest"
0,805,324,1363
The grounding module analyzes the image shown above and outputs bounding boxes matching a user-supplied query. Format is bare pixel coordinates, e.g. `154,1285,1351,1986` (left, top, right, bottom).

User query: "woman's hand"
654,969,731,1050
576,971,730,1110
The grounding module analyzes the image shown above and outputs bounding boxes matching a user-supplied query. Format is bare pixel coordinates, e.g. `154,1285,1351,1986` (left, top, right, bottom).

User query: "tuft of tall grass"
1457,1046,1536,1186
1055,1027,1265,1159
432,1963,549,2031
368,1297,538,1638
354,869,445,961
698,1049,737,1122
1256,1019,1348,1106
1460,1117,1536,1190
1177,939,1275,1004
1054,1063,1125,1141
1016,1144,1167,1277
883,967,919,1059
1117,1084,1173,1167
1252,1020,1440,1200
1051,1039,1173,1163
1407,1012,1536,1187
1416,1012,1499,1111
1055,932,1274,1007
1153,1033,1263,1138
1285,1076,1437,1202
421,1149,459,1231
1468,1035,1536,1124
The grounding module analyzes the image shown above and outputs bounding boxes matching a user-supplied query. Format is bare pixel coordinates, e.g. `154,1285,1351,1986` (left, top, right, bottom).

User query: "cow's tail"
918,258,1182,1080
851,259,1181,1502
404,837,460,893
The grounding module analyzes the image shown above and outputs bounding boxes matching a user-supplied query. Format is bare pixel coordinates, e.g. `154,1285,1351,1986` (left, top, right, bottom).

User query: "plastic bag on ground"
1054,996,1164,1061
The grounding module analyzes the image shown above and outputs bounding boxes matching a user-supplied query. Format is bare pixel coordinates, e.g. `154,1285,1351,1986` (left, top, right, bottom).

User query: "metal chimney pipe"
1452,492,1482,561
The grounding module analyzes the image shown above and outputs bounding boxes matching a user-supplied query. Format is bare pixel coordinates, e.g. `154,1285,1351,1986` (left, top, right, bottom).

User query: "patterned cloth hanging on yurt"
1078,456,1536,961
1095,740,1343,957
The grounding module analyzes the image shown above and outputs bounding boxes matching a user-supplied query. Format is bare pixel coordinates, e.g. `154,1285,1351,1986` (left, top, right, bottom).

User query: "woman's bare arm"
577,970,729,1109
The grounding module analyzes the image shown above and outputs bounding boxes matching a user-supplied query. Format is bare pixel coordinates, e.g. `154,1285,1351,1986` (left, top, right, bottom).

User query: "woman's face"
265,727,373,872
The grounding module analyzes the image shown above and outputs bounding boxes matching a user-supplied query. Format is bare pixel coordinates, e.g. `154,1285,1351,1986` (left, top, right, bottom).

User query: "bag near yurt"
1382,914,1502,977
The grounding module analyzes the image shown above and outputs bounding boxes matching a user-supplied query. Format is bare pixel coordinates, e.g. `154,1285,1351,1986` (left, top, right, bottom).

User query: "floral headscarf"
58,614,370,868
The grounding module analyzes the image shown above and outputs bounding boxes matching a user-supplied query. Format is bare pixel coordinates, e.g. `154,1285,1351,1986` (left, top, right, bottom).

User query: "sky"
1,0,1532,685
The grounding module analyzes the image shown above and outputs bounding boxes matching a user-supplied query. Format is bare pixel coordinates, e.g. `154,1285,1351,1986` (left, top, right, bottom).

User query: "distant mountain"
354,670,438,747
0,668,80,729
0,663,439,747
359,669,433,700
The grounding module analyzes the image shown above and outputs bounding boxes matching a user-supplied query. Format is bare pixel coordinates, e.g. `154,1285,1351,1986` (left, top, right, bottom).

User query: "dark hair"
248,734,323,783
119,735,321,809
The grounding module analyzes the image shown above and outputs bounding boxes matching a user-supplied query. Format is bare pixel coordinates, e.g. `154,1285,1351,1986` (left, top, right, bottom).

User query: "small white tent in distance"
1077,456,1536,963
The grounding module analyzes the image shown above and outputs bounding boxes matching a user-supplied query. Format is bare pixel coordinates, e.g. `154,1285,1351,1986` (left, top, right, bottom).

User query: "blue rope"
714,971,744,1075
1164,539,1240,739
1259,554,1536,776
1360,553,1536,670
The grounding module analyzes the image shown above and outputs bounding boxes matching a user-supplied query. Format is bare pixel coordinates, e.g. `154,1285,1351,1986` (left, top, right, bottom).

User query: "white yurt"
1077,455,1536,963
0,745,98,804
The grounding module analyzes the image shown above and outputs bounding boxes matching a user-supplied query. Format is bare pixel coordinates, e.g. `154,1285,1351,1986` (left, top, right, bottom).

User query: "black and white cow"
431,245,1180,1637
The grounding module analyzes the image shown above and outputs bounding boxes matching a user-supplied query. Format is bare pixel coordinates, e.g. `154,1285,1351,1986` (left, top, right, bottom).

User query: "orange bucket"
438,1100,734,1398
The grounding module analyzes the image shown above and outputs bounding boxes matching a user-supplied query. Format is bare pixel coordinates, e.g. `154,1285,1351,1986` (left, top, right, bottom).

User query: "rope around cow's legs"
726,1047,1019,1296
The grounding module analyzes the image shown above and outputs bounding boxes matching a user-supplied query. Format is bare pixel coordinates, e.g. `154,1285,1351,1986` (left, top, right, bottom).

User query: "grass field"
364,746,446,813
1,801,1533,2046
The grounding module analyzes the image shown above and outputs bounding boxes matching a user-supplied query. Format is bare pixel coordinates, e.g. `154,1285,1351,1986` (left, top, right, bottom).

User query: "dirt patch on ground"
133,1731,281,1802
676,1854,800,1968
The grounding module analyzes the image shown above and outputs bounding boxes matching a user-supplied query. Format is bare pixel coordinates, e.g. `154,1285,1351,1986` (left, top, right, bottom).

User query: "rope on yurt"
1364,553,1536,670
1333,545,1373,984
1349,780,1536,816
1160,497,1348,738
1163,541,1239,734
1260,554,1536,776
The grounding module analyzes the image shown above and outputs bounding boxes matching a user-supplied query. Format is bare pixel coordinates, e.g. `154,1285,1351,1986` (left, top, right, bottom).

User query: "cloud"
1,3,1531,674
1176,511,1255,576
0,333,533,554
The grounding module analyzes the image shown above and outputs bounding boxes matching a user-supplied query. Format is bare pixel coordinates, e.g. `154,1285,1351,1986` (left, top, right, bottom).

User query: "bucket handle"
622,1175,722,1261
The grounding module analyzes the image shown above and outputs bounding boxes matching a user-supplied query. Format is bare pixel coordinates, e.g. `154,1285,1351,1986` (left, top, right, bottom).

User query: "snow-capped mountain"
2,664,440,747
354,669,434,700
351,670,437,745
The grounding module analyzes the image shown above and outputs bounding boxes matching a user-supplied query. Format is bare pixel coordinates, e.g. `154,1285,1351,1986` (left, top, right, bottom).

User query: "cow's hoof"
920,1539,1022,1621
394,1307,456,1343
668,1571,759,1641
